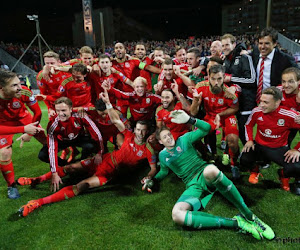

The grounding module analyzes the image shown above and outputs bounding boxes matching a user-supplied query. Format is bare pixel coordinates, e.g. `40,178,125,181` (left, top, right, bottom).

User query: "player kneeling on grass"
18,90,157,217
143,110,275,240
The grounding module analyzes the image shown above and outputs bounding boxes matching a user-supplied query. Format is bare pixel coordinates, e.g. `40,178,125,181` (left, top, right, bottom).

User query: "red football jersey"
110,88,161,121
111,58,147,92
159,76,188,97
277,85,300,112
196,81,238,119
156,102,190,140
111,129,156,167
0,86,41,123
47,113,103,173
88,71,128,105
37,70,71,110
56,77,92,108
87,110,127,143
245,106,300,149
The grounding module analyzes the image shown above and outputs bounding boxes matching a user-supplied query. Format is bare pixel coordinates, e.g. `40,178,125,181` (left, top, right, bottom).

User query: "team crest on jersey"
29,95,35,102
0,138,7,145
277,119,285,126
265,129,272,135
68,133,75,139
218,99,224,105
137,150,143,157
234,58,240,65
12,101,21,109
108,78,114,84
211,98,216,102
74,121,81,128
49,80,53,83
176,146,182,153
146,98,150,104
37,81,43,87
61,127,65,131
125,62,130,68
59,86,65,92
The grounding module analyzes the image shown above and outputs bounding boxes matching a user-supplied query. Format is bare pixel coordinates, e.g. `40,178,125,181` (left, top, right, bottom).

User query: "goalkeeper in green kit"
142,110,275,240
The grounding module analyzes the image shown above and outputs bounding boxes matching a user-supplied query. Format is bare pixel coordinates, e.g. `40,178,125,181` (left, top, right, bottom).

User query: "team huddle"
1,27,300,241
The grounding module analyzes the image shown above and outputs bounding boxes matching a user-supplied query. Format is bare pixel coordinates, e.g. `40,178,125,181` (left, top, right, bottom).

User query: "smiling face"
162,63,173,81
186,52,199,68
161,90,175,109
134,123,148,144
258,36,276,58
175,49,187,64
210,41,222,57
282,72,299,95
259,94,280,113
159,129,175,149
221,38,235,56
0,76,22,99
55,102,72,122
133,77,146,97
134,44,146,59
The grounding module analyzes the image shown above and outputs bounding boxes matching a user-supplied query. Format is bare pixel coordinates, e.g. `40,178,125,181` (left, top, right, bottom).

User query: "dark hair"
258,27,278,43
71,63,88,75
163,57,174,66
161,88,175,97
282,67,300,81
208,64,225,75
187,47,201,58
209,56,224,65
0,69,16,87
136,120,149,128
262,86,282,101
95,98,106,111
155,125,170,141
54,97,73,107
99,54,110,61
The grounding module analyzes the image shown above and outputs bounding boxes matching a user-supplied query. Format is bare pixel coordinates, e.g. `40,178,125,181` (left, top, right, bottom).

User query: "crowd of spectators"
0,34,257,72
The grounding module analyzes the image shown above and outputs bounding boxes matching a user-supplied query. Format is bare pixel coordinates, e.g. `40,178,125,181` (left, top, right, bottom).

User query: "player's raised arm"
100,89,125,133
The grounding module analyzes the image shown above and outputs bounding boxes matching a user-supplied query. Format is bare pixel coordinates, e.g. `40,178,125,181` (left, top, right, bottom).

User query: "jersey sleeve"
154,153,170,181
245,108,259,141
20,87,42,123
181,119,211,144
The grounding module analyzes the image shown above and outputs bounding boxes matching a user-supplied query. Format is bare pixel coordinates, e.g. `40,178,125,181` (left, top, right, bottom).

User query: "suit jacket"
252,46,298,87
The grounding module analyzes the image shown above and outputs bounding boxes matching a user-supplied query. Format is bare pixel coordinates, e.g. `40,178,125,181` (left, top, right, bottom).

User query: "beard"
210,83,223,94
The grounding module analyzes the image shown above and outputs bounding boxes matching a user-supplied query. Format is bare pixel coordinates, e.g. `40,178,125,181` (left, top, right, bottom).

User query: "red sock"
0,161,15,187
38,185,78,205
38,167,66,183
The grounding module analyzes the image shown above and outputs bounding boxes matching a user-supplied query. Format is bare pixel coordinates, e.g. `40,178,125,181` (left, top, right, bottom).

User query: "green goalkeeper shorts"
176,170,215,211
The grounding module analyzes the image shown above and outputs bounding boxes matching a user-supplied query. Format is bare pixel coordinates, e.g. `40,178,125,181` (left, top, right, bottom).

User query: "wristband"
105,103,113,110
187,117,197,125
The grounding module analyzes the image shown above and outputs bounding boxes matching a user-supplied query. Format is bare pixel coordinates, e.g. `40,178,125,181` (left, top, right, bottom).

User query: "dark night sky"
0,0,238,45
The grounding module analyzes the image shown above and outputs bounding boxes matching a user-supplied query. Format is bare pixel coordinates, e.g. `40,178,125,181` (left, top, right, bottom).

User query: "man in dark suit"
253,27,298,103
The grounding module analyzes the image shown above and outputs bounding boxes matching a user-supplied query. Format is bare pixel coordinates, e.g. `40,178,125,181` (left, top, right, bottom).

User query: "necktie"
256,57,265,104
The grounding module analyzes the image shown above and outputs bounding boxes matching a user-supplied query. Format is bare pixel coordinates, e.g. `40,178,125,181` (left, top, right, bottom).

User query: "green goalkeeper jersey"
155,119,211,184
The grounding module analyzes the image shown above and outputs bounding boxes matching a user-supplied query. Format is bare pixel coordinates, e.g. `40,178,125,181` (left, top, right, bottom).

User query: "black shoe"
291,182,300,195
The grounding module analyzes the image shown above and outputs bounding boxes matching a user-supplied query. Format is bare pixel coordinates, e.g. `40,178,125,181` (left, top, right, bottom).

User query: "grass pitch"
0,102,299,249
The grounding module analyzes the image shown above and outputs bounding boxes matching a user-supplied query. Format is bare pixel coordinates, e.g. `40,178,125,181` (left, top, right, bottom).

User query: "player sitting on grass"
142,110,275,240
18,90,157,217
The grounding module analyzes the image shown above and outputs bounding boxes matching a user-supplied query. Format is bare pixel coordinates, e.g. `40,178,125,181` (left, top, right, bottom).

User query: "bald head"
210,40,222,57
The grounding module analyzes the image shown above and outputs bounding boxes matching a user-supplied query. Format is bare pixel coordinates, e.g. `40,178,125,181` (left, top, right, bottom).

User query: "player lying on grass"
142,110,275,240
18,90,157,217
